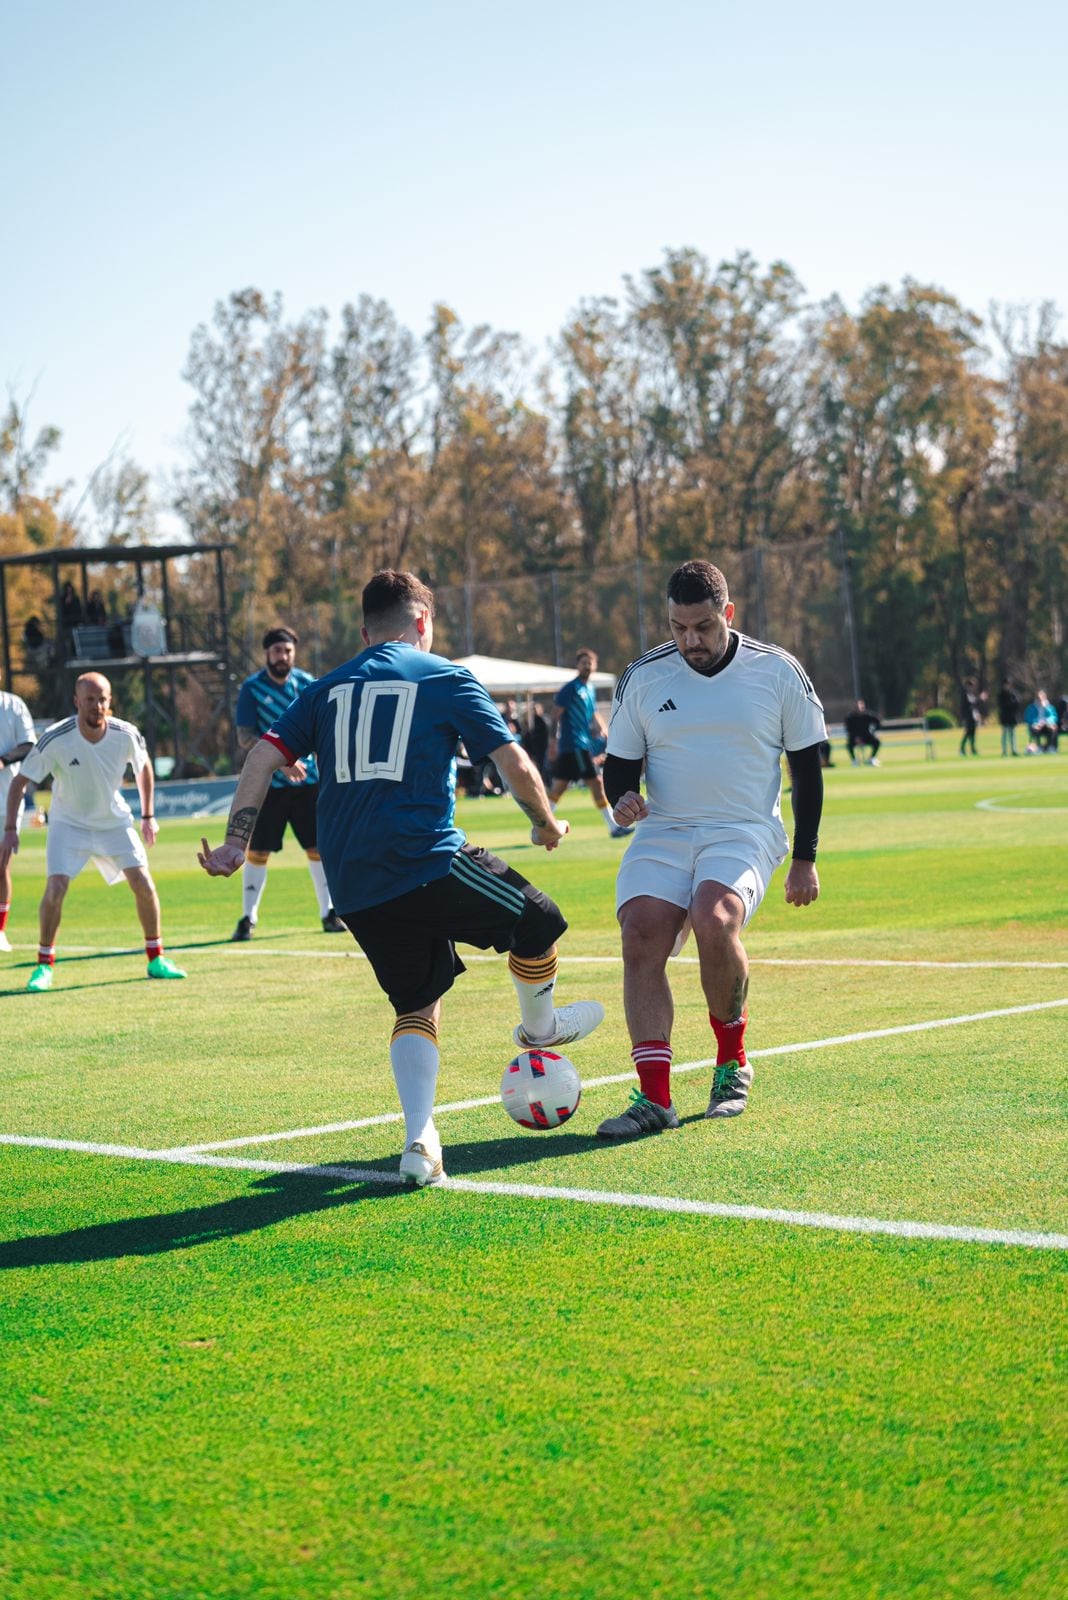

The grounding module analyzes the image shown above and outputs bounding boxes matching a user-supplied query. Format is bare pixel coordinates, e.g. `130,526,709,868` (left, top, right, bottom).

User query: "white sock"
242,862,268,924
306,856,333,916
390,1017,441,1150
508,951,558,1040
598,803,616,831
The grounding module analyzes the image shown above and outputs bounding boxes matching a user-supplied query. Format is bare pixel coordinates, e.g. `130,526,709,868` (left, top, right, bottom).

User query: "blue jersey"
265,643,515,914
235,667,319,788
554,676,598,752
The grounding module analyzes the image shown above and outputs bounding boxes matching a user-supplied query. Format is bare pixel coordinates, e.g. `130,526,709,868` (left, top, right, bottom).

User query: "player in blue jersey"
199,571,605,1188
231,626,347,939
549,649,632,838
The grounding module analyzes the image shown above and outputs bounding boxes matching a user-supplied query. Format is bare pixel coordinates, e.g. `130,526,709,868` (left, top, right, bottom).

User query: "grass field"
2,731,1066,1599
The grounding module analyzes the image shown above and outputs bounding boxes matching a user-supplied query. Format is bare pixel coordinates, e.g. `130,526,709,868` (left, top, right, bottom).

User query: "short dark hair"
263,626,299,650
575,647,597,664
667,560,729,609
362,569,436,626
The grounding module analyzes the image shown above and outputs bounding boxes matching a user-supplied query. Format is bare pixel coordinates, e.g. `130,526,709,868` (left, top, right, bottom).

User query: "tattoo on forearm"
729,976,749,1022
515,796,550,828
228,806,259,844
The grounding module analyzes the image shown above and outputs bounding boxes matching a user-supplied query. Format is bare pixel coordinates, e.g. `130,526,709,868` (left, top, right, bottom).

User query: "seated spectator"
1025,690,1059,753
22,616,51,669
844,700,881,765
86,589,108,626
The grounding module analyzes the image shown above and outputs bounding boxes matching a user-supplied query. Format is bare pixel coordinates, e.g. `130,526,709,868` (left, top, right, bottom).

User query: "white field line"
1,1133,1065,1253
8,941,1067,971
161,997,1068,1156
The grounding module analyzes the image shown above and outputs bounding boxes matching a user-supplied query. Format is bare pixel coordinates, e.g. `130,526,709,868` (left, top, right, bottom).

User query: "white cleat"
513,999,605,1050
399,1141,446,1188
0,931,11,952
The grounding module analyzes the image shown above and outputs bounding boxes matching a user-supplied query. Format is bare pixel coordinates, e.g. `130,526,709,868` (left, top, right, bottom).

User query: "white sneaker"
399,1141,445,1188
513,999,605,1050
0,931,10,952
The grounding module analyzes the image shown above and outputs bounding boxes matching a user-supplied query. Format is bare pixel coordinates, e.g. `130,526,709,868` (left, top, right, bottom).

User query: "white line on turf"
159,997,1068,1155
1,1133,1064,1252
7,942,1066,970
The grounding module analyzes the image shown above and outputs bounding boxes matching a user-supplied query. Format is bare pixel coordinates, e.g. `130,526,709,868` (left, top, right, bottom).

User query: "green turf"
2,740,1066,1598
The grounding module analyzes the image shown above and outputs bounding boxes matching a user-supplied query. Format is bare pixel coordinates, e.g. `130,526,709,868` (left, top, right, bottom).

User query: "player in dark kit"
199,571,604,1187
232,626,347,939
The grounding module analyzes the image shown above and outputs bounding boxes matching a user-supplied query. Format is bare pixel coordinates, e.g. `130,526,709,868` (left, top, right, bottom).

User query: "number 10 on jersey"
328,681,419,783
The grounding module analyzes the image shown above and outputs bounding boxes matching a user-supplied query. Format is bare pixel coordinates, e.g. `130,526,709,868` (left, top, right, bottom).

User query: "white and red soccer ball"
500,1049,581,1129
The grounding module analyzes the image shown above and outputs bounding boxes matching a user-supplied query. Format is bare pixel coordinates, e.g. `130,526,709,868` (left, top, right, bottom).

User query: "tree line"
2,248,1066,714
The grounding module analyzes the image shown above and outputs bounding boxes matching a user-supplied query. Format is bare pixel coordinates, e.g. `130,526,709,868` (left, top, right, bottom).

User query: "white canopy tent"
451,653,616,699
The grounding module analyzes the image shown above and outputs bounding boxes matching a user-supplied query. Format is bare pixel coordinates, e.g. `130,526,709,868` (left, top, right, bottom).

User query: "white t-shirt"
21,716,149,829
0,692,36,798
607,633,827,863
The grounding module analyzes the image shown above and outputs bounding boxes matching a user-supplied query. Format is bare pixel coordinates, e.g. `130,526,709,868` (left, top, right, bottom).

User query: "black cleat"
322,909,348,933
231,915,253,942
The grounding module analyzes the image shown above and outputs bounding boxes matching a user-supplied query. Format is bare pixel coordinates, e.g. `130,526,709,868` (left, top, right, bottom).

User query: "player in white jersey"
596,559,826,1138
0,673,187,991
0,689,37,952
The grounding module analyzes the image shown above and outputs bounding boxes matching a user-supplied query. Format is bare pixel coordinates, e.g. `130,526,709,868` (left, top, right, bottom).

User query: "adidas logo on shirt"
69,758,80,765
657,699,677,713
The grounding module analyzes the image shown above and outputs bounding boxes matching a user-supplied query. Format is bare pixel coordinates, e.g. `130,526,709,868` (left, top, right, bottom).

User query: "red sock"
146,938,163,960
632,1041,673,1108
0,903,9,931
38,945,56,967
710,1012,747,1067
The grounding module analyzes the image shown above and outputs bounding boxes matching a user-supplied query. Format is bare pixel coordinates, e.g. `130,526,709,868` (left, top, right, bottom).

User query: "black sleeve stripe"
738,635,816,695
33,717,77,753
614,642,678,703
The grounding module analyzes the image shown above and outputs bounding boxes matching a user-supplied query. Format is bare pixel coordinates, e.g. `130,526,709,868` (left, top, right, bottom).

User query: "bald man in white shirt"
1,673,186,991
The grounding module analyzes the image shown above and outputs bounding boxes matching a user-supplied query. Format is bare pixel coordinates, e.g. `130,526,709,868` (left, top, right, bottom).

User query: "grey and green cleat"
26,963,54,993
596,1087,679,1140
705,1059,753,1118
147,955,187,980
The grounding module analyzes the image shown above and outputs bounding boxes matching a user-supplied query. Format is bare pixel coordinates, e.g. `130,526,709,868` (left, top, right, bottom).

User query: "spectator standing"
997,678,1021,757
959,679,981,756
86,590,108,626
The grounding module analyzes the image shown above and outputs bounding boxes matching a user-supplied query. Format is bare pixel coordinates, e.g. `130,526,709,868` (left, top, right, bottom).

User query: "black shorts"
552,749,598,783
250,783,318,854
344,844,568,1014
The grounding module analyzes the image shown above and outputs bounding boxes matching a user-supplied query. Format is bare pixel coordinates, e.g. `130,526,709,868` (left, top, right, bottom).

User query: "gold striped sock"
391,1013,438,1045
508,952,558,985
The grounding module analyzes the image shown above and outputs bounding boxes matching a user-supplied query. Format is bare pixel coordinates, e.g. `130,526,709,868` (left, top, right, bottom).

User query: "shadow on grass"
0,1129,615,1269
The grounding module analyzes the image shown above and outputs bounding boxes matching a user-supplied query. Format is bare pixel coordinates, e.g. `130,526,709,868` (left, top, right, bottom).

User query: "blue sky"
4,0,1066,518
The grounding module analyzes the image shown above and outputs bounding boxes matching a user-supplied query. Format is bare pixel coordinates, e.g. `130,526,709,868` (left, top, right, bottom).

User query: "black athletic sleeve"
784,742,824,861
603,753,643,808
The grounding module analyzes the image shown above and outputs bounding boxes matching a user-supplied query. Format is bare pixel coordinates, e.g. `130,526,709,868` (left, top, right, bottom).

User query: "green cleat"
147,955,187,980
27,964,54,993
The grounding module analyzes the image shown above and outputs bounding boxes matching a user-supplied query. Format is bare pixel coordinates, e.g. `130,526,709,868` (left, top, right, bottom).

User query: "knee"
691,898,743,950
305,849,321,863
246,849,270,866
619,908,678,967
42,876,70,907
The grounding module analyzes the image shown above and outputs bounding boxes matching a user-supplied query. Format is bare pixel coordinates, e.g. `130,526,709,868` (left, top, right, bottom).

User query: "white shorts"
616,823,777,929
46,818,148,886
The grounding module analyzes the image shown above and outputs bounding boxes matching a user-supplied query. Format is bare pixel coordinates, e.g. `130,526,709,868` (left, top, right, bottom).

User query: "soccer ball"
500,1049,582,1130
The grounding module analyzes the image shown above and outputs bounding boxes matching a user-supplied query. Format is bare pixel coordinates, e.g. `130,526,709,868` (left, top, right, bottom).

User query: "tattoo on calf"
729,976,749,1022
228,806,259,844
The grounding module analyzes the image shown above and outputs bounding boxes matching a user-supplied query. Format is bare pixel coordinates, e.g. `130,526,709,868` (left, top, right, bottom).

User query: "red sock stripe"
632,1040,672,1109
38,947,56,967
